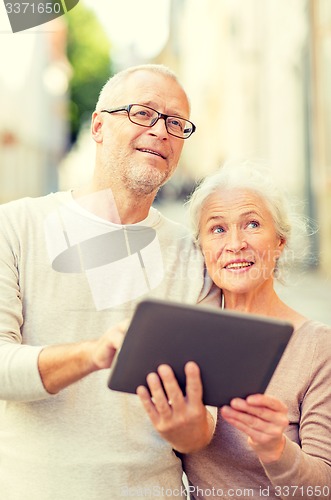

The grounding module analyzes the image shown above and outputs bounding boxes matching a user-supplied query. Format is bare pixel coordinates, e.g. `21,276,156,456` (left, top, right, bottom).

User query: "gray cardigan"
183,320,331,499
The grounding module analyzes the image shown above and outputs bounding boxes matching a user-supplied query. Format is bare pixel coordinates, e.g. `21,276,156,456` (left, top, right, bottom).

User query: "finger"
157,365,185,409
109,330,126,350
246,394,288,412
230,397,288,426
119,319,131,333
184,361,203,404
221,405,288,435
222,411,276,442
146,371,173,416
93,329,125,368
107,319,129,336
136,385,159,424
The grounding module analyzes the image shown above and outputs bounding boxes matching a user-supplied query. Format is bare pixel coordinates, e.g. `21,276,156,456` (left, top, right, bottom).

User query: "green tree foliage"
65,4,113,142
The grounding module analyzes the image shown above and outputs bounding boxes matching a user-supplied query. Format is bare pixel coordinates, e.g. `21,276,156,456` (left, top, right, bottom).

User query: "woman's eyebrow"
205,210,263,224
204,215,225,224
241,210,261,218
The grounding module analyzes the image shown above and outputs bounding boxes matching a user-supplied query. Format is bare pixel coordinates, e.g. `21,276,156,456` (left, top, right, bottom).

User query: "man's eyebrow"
141,101,186,117
140,100,156,108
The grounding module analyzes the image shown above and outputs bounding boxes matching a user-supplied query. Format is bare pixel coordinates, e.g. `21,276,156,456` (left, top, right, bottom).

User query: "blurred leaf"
65,4,113,142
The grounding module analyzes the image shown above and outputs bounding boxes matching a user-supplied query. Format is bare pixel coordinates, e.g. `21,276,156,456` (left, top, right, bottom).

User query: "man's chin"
126,165,170,195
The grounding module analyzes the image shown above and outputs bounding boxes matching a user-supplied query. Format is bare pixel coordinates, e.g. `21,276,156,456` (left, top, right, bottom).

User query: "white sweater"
0,191,213,499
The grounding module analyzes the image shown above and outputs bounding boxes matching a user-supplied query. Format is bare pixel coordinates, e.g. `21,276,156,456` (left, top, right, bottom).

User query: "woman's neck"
222,285,308,329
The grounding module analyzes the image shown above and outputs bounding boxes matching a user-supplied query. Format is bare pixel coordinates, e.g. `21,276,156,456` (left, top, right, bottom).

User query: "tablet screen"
108,298,293,407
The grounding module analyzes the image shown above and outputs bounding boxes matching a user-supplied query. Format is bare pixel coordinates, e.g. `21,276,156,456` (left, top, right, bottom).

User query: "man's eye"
168,118,184,130
135,110,149,117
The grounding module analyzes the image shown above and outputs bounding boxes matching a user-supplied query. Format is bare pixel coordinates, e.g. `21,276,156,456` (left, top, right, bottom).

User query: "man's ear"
91,111,104,143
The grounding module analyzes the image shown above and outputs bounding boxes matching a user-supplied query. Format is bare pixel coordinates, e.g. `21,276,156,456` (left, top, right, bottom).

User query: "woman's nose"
224,229,247,252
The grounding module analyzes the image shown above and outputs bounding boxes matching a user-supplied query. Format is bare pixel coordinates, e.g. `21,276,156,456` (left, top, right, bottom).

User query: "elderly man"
0,64,215,500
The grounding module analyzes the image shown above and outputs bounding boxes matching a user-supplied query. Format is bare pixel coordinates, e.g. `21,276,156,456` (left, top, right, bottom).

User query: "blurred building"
157,0,331,274
309,0,331,273
1,0,330,276
0,17,71,203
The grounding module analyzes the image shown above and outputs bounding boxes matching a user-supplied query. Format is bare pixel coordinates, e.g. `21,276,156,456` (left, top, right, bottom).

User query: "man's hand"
220,393,289,463
137,361,215,453
90,320,129,370
38,321,128,394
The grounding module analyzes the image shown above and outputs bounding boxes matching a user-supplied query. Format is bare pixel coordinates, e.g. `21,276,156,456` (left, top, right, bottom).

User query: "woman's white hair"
186,160,315,283
95,64,187,112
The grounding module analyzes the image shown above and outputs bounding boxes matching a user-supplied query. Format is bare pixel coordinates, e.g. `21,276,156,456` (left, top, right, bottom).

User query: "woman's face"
199,188,285,295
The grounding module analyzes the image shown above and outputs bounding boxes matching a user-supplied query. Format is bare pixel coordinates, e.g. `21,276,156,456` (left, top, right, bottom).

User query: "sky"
0,0,170,59
83,0,170,60
0,0,170,97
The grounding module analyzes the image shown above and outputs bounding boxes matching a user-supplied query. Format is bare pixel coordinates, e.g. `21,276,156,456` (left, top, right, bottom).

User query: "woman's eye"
212,226,225,234
247,221,259,229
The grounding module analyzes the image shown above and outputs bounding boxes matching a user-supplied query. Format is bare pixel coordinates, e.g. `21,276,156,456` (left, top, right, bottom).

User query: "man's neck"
72,185,154,224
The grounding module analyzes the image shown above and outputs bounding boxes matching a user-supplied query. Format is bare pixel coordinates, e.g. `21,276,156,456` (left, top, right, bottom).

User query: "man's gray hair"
95,64,185,112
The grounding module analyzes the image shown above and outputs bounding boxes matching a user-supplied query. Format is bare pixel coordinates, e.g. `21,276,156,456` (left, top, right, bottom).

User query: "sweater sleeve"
0,204,51,402
262,323,331,498
0,342,50,401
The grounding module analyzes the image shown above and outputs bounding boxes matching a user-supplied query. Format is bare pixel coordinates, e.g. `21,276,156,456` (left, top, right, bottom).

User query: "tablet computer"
108,298,293,407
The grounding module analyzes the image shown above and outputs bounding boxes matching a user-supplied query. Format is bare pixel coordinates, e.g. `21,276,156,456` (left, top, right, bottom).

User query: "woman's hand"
220,394,289,463
137,361,215,453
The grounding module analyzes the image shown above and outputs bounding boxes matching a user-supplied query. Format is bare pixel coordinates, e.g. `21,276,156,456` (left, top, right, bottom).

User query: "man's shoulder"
0,192,73,237
156,211,194,240
0,191,71,216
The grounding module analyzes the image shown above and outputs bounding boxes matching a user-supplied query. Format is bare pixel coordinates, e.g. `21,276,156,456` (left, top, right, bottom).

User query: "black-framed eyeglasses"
101,104,196,139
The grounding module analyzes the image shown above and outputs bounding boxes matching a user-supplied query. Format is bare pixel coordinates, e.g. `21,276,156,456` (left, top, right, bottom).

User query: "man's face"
92,70,191,196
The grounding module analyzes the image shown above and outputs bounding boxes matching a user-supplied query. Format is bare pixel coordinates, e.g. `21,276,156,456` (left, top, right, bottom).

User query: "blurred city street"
1,0,330,327
158,200,331,327
275,269,331,327
0,2,330,498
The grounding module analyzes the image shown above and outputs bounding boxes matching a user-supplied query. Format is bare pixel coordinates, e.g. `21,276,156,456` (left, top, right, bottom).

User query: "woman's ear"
91,111,104,143
277,236,286,253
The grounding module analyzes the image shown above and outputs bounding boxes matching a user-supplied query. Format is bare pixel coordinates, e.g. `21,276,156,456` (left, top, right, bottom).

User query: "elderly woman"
138,163,331,499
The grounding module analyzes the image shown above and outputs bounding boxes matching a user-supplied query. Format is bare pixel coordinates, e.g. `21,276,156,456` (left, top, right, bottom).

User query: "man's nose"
149,117,168,138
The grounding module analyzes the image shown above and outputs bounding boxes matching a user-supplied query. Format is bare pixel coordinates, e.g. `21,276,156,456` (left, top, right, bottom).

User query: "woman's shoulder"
296,319,331,337
293,319,331,366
